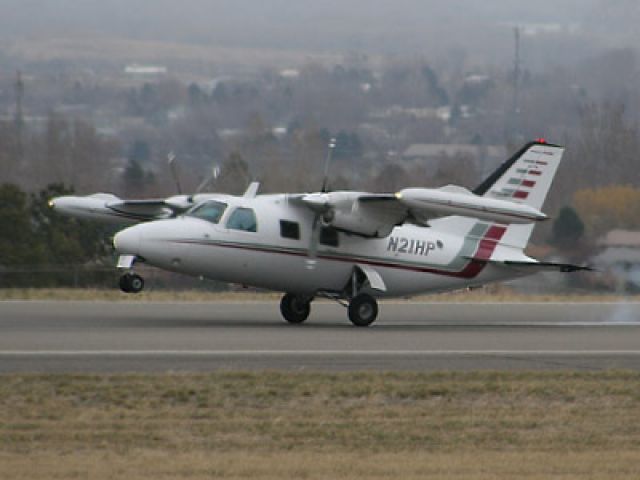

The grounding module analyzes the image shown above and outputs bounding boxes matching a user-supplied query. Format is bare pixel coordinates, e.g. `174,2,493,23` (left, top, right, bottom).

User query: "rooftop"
598,230,640,248
403,144,505,159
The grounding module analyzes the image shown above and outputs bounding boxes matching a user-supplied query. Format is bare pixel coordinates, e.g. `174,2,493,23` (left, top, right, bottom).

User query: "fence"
0,264,229,290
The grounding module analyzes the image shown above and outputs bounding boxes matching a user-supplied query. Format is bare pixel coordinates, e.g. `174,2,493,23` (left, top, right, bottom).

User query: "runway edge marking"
2,350,640,356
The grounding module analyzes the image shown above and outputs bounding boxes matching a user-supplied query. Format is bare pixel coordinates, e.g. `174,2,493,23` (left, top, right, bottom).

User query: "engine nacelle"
323,208,396,238
301,191,405,238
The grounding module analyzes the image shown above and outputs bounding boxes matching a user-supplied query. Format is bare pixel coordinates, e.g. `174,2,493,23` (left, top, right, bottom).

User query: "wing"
50,194,198,224
51,183,259,225
294,186,546,238
105,199,177,221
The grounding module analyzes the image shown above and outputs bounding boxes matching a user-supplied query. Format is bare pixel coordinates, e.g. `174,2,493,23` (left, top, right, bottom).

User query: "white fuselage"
114,193,526,298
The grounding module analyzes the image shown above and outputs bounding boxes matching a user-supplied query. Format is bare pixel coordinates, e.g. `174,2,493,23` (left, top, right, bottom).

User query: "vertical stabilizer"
473,140,564,249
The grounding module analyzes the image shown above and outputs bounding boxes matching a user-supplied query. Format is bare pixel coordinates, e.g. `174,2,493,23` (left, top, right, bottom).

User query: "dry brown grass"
0,287,637,303
2,451,639,480
1,372,640,478
0,287,281,302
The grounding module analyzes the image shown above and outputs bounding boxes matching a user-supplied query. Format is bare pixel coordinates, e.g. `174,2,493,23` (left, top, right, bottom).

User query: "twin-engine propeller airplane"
51,140,589,326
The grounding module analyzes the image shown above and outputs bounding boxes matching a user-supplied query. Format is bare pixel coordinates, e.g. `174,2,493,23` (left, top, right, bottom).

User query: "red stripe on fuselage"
485,225,507,240
174,224,508,280
474,226,506,261
458,225,507,277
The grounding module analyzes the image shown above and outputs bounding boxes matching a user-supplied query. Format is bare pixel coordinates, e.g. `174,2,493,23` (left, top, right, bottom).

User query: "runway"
1,300,640,372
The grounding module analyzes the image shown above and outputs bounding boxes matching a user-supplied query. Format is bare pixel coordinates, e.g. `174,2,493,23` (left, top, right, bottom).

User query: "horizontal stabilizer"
493,259,593,273
502,260,593,273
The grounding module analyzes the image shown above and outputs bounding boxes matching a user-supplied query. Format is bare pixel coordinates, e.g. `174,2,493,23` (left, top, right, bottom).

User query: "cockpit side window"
227,207,258,232
186,201,227,224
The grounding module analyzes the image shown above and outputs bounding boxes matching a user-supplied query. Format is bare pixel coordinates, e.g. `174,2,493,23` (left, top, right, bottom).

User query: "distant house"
124,64,168,76
592,229,640,291
370,105,451,121
401,144,506,177
279,69,300,79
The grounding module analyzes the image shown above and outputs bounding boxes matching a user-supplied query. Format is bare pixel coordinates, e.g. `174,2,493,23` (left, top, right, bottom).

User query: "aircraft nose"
113,226,141,255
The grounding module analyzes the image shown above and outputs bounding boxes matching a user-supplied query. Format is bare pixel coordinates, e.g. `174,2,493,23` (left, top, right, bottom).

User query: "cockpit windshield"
185,201,227,224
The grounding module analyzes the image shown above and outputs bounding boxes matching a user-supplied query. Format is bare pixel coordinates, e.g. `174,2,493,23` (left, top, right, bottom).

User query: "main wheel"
280,293,311,324
119,273,145,294
119,274,132,293
128,274,144,293
348,294,378,327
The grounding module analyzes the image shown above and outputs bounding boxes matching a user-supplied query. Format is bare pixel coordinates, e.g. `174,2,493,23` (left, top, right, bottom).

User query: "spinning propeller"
167,152,222,206
306,138,336,269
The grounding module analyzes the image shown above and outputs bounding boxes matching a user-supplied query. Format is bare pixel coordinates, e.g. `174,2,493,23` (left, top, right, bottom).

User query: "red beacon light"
536,137,547,144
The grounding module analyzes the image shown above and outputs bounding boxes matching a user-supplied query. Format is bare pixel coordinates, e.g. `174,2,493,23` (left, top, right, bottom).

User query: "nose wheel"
119,273,145,294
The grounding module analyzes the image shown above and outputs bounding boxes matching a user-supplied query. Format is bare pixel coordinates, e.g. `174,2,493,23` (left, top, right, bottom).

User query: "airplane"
51,139,589,327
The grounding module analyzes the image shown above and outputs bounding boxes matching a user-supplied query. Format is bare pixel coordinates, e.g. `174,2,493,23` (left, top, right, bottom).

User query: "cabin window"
227,207,258,232
319,227,339,247
280,220,300,240
186,201,227,224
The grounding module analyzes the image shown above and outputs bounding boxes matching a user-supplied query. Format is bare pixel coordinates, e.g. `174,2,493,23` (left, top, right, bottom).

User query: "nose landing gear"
116,254,144,294
119,273,145,294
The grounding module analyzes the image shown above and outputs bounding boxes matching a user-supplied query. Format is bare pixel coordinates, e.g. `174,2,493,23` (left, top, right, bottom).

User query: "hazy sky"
0,1,635,68
0,1,599,42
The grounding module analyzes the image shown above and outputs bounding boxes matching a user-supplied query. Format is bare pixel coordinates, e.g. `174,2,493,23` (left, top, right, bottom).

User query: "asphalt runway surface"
1,300,640,372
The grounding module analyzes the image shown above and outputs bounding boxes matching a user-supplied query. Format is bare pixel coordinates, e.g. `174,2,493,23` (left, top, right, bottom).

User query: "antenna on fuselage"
167,152,183,195
320,137,337,193
195,163,221,194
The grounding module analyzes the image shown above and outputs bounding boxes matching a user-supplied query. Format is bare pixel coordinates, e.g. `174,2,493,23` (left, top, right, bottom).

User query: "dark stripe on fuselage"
172,224,507,279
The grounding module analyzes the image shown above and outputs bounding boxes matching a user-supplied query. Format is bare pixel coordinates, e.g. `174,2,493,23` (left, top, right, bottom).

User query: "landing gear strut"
119,273,145,294
280,293,311,324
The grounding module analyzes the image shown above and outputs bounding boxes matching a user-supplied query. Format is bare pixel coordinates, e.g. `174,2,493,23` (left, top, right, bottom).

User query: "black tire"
280,293,311,324
348,294,378,327
119,274,132,293
119,273,144,294
128,274,145,293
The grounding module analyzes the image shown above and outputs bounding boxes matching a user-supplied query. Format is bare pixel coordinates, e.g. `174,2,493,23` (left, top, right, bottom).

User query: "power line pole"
14,70,25,161
512,27,521,133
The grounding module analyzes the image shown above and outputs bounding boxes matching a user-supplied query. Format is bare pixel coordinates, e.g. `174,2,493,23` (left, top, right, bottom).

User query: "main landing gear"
280,293,312,324
279,292,379,327
347,293,378,327
119,272,145,294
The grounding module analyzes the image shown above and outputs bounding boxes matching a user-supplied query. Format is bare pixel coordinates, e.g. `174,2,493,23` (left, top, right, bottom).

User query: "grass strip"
1,371,640,478
0,287,636,302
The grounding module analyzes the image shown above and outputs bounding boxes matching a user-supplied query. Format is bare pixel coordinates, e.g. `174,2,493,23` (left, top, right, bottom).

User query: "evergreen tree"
551,206,585,248
0,184,42,266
